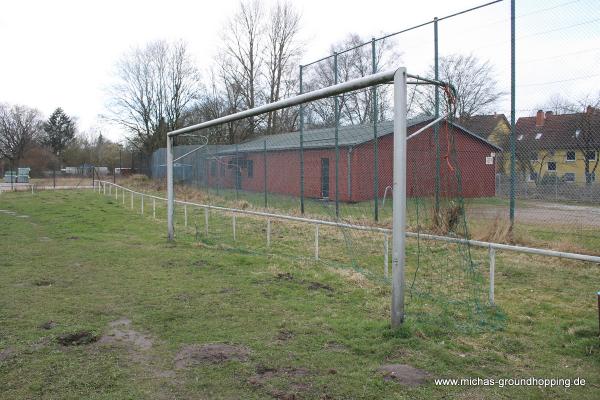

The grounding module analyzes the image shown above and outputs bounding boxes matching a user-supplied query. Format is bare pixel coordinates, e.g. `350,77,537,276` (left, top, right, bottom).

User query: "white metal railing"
95,180,600,264
94,180,600,308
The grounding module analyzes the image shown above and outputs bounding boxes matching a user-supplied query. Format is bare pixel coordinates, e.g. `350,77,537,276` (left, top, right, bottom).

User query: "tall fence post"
299,65,305,215
391,68,407,329
263,139,268,208
235,143,239,201
166,135,175,241
489,246,496,305
433,17,441,216
509,0,516,230
216,144,220,196
372,38,380,222
334,52,340,219
184,204,188,227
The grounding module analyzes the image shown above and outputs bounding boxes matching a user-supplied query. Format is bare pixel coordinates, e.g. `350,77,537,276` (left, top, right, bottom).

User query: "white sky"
1,0,599,141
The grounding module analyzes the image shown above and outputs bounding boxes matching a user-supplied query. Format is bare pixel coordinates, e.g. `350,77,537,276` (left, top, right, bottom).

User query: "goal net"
159,67,502,331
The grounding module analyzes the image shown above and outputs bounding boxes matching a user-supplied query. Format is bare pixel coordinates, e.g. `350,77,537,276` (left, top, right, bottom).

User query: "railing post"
232,214,236,241
391,68,407,329
122,188,125,204
153,198,156,219
130,192,133,209
489,246,496,305
315,225,319,260
184,204,188,227
204,207,209,235
103,183,106,195
384,233,389,279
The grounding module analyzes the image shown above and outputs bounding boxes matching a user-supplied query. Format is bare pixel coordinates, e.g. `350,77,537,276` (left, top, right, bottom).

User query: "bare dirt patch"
33,279,54,287
323,341,348,352
307,282,334,292
174,344,250,369
378,364,431,386
57,331,98,346
275,329,294,342
98,318,153,350
276,272,294,281
248,365,312,399
0,347,15,362
39,320,57,330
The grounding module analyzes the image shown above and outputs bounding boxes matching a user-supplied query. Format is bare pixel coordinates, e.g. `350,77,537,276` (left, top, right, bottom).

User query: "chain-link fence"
144,0,599,257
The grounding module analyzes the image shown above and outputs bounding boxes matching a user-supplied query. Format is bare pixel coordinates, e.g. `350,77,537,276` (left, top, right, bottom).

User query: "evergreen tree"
42,108,76,164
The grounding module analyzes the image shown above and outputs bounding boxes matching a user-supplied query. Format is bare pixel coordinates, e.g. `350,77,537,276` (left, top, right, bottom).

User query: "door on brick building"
321,158,329,198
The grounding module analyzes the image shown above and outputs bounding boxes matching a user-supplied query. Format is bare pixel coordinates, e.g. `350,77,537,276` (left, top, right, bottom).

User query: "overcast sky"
1,0,599,141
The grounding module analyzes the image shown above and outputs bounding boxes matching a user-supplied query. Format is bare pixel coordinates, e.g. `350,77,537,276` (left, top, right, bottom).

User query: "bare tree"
305,34,400,127
0,103,43,169
106,40,202,154
415,54,504,119
264,1,302,134
219,0,264,141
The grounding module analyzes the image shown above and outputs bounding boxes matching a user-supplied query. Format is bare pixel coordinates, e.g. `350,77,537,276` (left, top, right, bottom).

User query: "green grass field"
1,189,599,399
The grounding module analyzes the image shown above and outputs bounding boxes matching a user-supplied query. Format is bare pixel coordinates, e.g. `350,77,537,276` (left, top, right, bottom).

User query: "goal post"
165,66,449,328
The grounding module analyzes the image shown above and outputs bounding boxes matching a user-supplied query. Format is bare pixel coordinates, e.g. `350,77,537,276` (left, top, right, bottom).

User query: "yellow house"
512,108,600,185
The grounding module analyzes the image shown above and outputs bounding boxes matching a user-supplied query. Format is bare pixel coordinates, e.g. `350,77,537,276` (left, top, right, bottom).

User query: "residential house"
514,107,600,184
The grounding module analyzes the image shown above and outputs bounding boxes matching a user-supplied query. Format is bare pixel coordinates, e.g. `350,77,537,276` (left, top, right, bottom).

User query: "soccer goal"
165,67,453,328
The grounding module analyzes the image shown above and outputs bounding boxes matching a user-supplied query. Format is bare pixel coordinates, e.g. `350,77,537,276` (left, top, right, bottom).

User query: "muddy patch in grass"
276,272,294,281
0,347,15,362
174,344,250,369
323,341,348,352
192,260,207,268
98,318,153,350
272,272,334,294
33,279,54,287
307,282,334,292
39,320,57,330
275,329,294,342
248,365,313,399
57,331,98,346
378,364,431,386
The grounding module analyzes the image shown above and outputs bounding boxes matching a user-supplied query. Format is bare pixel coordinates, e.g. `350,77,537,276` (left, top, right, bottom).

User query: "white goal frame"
165,67,446,328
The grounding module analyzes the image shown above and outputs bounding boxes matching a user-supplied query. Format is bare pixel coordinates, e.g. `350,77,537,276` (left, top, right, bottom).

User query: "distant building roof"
458,114,509,141
167,115,502,160
215,115,500,155
516,108,600,150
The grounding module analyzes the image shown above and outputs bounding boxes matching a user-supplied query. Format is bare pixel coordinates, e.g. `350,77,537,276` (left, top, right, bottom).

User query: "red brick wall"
203,123,497,201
